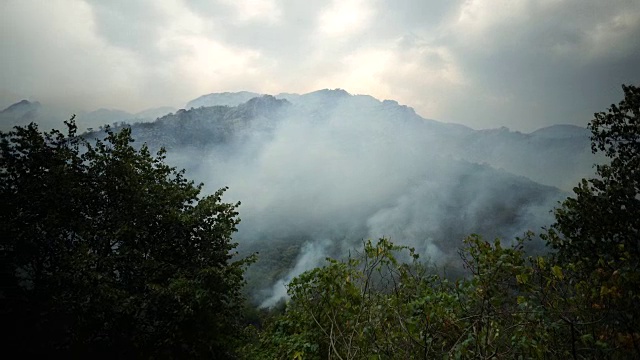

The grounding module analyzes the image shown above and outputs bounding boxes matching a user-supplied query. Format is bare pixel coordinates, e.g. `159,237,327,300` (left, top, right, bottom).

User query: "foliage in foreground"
244,85,640,359
244,236,557,359
0,120,253,358
246,233,637,359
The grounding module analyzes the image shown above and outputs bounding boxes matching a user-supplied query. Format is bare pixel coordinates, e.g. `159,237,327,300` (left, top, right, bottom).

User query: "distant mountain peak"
244,94,287,106
186,91,263,109
234,95,290,117
306,88,351,98
529,124,590,139
2,99,41,113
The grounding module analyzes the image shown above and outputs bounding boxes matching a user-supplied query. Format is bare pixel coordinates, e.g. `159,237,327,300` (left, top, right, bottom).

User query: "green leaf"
551,265,563,280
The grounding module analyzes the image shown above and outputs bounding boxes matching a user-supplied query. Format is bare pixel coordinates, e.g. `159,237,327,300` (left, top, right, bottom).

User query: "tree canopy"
0,119,253,358
545,83,640,356
550,84,639,266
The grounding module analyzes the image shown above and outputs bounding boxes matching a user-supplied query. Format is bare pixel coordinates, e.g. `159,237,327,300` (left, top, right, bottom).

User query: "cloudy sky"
1,0,639,131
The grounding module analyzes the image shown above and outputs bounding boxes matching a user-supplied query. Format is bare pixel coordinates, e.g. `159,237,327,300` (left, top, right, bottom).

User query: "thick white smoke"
156,90,593,306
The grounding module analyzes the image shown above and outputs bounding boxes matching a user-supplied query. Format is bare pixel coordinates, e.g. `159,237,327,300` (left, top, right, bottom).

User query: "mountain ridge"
75,89,598,191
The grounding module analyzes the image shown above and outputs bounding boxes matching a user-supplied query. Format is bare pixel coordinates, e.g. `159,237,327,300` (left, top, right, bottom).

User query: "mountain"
0,100,73,131
75,106,177,130
76,108,135,128
2,99,41,115
185,91,263,109
15,89,600,304
451,126,597,190
115,95,287,151
134,106,177,121
1,100,177,133
530,124,591,139
0,100,41,128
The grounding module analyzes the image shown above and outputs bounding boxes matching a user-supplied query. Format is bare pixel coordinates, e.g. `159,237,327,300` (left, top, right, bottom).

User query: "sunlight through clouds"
318,0,375,37
219,0,283,25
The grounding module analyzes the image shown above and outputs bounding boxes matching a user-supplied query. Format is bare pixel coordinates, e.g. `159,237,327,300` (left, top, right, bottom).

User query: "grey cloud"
181,0,333,74
1,0,639,131
440,0,640,129
85,0,164,54
375,0,465,36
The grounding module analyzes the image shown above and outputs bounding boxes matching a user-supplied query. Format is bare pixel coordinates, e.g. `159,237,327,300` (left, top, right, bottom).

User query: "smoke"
259,239,332,309
152,91,582,307
0,79,603,308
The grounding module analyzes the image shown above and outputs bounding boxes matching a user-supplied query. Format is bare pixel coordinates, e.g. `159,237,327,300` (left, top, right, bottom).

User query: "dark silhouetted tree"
546,84,640,356
0,119,253,358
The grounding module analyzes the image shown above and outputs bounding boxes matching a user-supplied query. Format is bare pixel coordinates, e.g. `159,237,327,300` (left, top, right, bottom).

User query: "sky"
1,0,639,132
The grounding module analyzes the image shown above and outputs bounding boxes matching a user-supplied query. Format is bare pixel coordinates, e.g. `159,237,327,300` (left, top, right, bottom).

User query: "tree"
0,119,253,358
550,84,639,266
545,84,640,356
